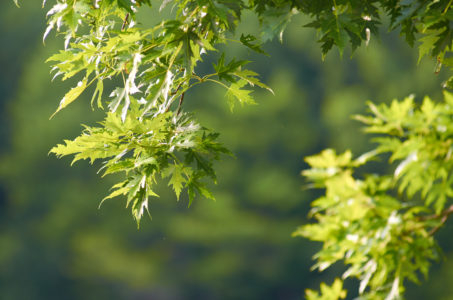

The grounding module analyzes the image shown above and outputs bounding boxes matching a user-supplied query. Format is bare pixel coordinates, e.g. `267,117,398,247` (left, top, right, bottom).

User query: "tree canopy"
13,0,453,299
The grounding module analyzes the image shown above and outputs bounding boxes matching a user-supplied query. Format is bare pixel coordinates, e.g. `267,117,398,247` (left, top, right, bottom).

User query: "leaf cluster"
38,0,453,226
297,92,453,299
42,0,274,224
51,100,230,224
289,0,453,83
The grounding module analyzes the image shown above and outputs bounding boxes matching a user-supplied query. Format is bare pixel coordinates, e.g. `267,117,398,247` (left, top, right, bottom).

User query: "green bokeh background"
1,2,453,299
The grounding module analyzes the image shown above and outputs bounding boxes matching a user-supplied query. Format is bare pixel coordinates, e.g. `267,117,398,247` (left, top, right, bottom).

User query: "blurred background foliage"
1,1,453,299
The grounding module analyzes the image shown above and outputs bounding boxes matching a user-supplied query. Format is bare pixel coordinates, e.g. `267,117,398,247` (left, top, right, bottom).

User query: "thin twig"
430,205,453,235
170,82,183,96
418,204,453,235
121,13,130,31
176,92,185,116
165,83,183,113
419,204,453,221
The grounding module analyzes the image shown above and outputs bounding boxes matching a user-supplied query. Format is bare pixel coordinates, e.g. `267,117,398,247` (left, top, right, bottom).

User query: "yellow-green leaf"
50,78,87,119
225,80,256,111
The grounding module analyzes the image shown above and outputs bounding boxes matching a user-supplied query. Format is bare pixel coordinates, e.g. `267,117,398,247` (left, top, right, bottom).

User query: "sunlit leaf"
50,78,87,118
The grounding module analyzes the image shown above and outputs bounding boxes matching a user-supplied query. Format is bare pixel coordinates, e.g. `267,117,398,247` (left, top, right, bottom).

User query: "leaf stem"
205,78,229,89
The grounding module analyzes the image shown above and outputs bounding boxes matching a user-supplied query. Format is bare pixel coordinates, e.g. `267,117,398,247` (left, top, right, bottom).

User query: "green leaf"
232,69,274,94
418,33,438,63
91,80,104,109
214,53,249,83
102,186,129,203
240,34,267,55
225,80,256,111
260,4,297,42
305,278,347,300
304,149,352,169
164,164,186,200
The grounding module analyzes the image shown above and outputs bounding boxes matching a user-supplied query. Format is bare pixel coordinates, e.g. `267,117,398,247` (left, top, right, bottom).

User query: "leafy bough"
31,0,453,227
51,101,231,224
38,0,273,225
299,92,453,299
18,0,453,297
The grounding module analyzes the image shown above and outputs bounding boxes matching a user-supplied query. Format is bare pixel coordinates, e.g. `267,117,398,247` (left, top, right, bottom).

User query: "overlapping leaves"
298,92,453,299
22,0,453,298
43,0,273,224
51,101,230,225
42,0,453,225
